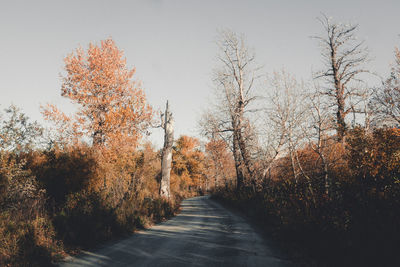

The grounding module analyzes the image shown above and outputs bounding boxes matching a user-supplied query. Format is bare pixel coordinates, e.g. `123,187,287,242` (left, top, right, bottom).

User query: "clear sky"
1,0,399,147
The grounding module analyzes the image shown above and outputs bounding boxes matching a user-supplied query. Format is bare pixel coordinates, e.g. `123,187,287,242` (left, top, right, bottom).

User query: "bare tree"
159,101,174,199
370,47,400,127
263,71,310,188
313,15,370,141
201,29,262,189
305,84,335,196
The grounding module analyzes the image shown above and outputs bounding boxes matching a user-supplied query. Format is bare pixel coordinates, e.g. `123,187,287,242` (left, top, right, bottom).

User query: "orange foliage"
26,145,98,204
171,136,207,195
205,138,236,189
42,38,153,148
346,127,400,184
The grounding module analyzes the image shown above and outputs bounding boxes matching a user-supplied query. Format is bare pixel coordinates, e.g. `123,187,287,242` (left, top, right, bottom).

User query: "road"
60,196,293,267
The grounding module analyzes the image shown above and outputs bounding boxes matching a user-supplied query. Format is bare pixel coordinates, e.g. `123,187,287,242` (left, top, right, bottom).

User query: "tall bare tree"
159,101,174,199
313,15,369,141
201,30,261,189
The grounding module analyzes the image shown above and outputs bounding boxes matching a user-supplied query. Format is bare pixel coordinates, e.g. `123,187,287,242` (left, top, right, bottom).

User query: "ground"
59,196,293,267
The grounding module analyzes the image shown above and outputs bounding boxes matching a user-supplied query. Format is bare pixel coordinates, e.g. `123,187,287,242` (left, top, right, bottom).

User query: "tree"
0,105,44,212
42,38,153,147
313,15,369,141
264,71,309,184
305,84,335,196
370,47,400,126
0,105,43,153
205,138,235,189
172,136,207,194
202,30,261,189
160,101,174,199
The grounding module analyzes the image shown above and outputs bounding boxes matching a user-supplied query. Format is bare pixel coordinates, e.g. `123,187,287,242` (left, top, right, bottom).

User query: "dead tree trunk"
160,101,174,199
313,15,369,142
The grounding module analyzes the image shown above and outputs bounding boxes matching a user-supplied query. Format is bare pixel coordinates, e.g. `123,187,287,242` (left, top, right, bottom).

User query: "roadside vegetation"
212,128,400,266
203,16,400,267
0,40,207,266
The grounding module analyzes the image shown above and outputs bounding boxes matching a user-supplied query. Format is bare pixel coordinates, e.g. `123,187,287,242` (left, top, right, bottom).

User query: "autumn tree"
370,47,400,126
42,38,153,148
202,30,261,189
204,138,235,189
313,15,370,141
171,136,206,194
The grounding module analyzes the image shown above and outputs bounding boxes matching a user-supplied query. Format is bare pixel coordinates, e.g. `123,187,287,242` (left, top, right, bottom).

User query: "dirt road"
60,196,293,266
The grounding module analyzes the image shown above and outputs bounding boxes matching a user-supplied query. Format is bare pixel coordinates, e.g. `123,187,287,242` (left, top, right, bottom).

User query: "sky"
0,0,399,147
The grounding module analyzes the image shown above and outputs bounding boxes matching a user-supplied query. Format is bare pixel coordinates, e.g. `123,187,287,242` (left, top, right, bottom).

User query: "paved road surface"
60,196,293,267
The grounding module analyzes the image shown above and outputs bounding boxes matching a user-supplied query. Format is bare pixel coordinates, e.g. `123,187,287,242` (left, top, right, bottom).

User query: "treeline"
202,16,400,266
0,40,208,266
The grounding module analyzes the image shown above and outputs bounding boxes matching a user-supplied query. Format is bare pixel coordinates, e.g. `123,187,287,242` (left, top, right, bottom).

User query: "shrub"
0,152,63,266
213,128,400,266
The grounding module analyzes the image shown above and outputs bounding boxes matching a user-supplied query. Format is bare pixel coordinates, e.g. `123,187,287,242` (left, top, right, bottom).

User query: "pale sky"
1,0,399,147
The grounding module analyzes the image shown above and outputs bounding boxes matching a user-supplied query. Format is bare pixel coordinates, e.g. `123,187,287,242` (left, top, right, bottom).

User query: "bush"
53,191,120,248
0,153,63,266
213,128,400,266
0,105,188,266
0,214,64,267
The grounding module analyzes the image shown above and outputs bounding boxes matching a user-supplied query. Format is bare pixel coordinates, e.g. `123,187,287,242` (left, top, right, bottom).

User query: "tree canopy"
42,38,153,148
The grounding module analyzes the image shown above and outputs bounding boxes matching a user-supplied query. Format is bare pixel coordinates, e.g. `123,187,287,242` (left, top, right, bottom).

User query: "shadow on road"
60,196,293,267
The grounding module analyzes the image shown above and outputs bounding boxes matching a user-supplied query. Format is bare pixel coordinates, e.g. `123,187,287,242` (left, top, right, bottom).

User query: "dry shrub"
1,130,193,264
0,152,63,266
26,145,97,205
214,128,400,266
23,142,180,249
0,214,62,267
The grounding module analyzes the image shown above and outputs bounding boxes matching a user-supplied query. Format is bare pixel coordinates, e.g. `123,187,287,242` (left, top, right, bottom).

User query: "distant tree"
42,38,153,147
172,136,206,193
0,105,43,153
201,30,261,189
370,47,400,126
205,138,235,189
265,71,309,184
313,15,370,141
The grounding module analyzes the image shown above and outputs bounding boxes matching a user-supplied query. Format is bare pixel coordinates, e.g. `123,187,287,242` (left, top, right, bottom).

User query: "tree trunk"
237,122,254,179
336,84,346,142
319,151,330,197
314,16,369,142
160,101,174,199
232,129,244,190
